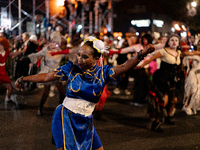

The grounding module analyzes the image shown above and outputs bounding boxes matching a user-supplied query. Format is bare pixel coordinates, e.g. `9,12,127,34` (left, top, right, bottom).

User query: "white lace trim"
0,62,5,66
62,96,96,116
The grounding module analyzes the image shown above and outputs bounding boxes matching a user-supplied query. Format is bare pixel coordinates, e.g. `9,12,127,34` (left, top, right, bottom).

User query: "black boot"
164,116,175,125
151,121,163,132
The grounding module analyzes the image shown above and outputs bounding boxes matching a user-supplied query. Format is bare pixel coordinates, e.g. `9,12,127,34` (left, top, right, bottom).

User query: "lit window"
153,20,164,27
131,19,151,27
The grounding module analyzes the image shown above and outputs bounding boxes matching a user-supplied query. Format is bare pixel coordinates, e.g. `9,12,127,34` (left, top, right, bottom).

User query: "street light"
187,1,197,17
191,1,197,7
186,1,198,39
57,0,65,6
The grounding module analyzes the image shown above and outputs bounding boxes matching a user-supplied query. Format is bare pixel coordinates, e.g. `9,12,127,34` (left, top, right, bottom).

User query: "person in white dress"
28,31,75,115
182,55,200,115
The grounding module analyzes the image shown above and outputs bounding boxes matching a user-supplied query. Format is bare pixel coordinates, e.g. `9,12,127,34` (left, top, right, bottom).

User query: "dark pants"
132,68,149,103
117,71,129,90
15,57,30,79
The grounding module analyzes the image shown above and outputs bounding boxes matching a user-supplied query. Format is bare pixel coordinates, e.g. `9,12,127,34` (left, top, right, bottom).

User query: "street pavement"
0,79,200,150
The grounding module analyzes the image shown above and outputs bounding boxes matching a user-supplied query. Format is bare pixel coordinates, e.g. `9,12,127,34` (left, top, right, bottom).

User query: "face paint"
77,45,96,70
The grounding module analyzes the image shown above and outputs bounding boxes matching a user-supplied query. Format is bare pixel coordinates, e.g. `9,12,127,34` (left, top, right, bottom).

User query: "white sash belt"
62,97,96,116
0,62,5,66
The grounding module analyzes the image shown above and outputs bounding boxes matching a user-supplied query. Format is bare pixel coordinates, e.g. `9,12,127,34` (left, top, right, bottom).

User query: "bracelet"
137,50,146,61
17,76,25,86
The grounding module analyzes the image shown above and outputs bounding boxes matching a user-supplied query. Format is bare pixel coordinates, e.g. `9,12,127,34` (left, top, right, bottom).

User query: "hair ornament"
81,36,109,54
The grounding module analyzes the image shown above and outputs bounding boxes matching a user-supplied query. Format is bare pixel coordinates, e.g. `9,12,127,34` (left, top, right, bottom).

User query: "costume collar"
85,63,97,74
76,63,97,80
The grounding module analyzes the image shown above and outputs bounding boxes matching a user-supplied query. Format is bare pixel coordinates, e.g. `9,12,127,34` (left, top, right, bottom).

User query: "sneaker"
151,121,163,133
182,106,193,115
113,88,120,95
125,89,131,95
193,109,197,115
49,91,55,97
128,77,134,82
169,108,176,116
37,84,44,89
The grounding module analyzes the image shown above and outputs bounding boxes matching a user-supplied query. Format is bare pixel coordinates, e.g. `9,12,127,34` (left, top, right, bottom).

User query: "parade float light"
182,25,187,31
117,36,122,40
171,27,175,32
113,40,117,45
181,32,187,37
104,28,108,34
76,24,82,32
80,34,84,38
57,0,65,6
113,32,122,38
153,20,164,27
191,1,197,7
131,19,151,27
174,24,181,31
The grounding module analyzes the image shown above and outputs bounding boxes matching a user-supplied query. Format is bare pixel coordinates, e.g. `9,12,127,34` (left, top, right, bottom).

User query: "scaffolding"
0,0,115,38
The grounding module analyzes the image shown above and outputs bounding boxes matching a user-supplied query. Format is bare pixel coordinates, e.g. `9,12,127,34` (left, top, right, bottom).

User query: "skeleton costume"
28,31,65,85
182,55,200,115
27,32,67,115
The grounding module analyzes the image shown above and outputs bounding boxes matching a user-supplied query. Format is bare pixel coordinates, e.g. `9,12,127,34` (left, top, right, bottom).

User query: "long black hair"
141,33,153,45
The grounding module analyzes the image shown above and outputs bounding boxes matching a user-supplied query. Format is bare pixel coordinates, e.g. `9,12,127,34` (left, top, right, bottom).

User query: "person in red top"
0,37,24,103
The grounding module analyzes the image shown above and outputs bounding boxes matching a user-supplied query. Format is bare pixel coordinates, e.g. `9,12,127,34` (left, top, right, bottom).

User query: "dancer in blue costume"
15,36,154,150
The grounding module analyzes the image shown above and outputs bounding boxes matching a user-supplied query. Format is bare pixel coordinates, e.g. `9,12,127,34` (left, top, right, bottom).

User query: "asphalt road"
0,80,200,150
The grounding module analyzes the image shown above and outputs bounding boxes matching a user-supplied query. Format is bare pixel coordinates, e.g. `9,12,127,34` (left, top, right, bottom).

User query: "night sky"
112,0,191,33
1,0,200,33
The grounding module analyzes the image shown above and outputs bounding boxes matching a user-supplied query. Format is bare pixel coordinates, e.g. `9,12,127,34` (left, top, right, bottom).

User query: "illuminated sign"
1,7,11,29
153,20,164,27
131,19,151,27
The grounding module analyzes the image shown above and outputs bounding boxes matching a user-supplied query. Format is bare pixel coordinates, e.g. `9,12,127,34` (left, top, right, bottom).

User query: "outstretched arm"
138,51,162,68
107,49,121,56
112,44,155,78
182,50,200,56
50,48,79,56
15,72,59,90
51,48,70,56
9,51,23,58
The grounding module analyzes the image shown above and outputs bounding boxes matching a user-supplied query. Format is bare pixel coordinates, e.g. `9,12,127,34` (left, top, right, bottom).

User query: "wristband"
108,49,121,56
137,50,146,61
51,49,69,56
17,76,25,87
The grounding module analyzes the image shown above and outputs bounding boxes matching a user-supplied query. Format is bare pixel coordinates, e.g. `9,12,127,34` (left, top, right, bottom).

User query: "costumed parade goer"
182,55,200,115
15,36,154,150
136,34,200,132
0,37,25,103
27,31,75,115
50,39,119,121
120,34,153,106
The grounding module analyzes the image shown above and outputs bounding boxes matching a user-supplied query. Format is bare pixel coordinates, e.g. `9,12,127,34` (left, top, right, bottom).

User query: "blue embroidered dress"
52,61,119,150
